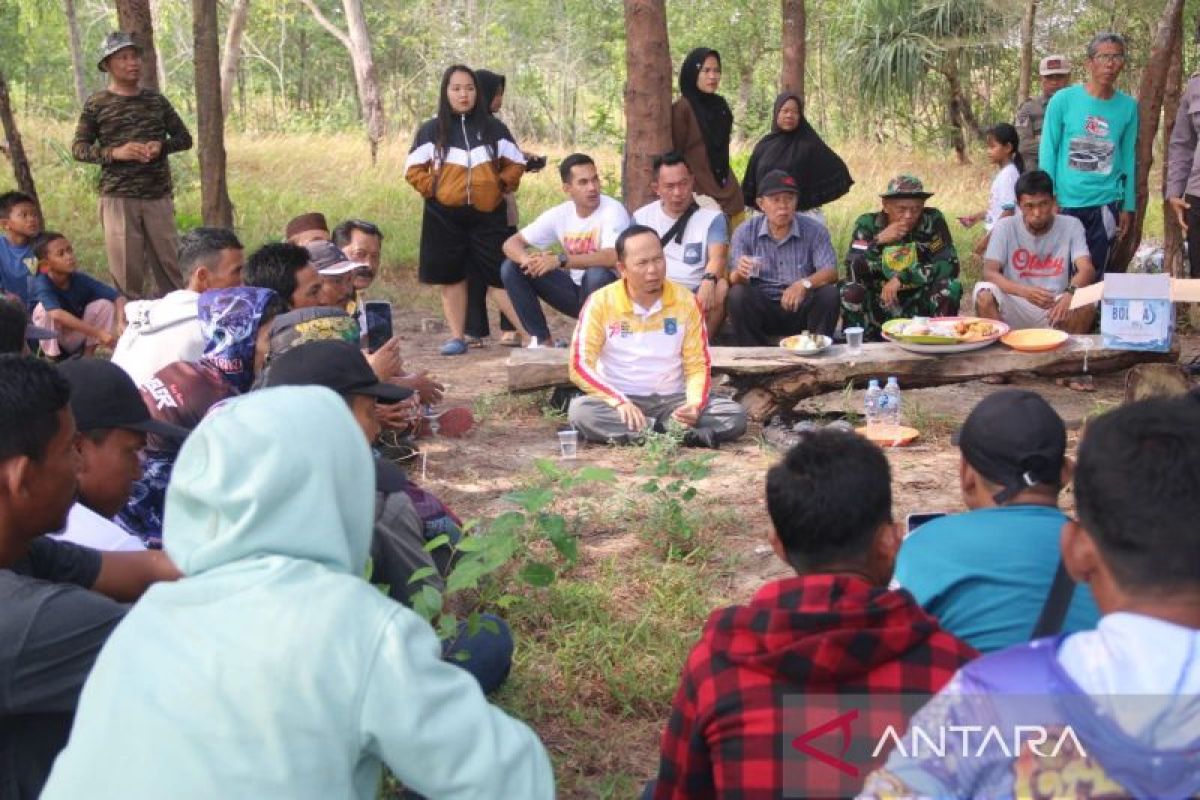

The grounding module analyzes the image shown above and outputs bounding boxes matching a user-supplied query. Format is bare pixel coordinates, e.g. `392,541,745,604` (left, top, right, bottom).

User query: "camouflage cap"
98,32,140,72
880,174,934,199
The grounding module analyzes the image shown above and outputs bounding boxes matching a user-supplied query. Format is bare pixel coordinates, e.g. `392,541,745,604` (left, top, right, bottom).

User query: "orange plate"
856,424,920,447
1000,328,1069,352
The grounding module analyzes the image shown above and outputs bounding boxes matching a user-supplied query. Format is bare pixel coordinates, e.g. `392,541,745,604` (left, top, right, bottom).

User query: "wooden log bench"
507,336,1179,421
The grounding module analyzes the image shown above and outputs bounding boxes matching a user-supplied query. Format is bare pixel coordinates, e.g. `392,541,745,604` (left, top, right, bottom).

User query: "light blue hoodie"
43,387,554,799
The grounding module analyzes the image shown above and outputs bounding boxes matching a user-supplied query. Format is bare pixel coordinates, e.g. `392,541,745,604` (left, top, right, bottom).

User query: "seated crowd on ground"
3,25,1198,800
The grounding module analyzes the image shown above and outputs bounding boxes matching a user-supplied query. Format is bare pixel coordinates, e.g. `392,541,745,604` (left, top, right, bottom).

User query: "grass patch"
904,399,959,439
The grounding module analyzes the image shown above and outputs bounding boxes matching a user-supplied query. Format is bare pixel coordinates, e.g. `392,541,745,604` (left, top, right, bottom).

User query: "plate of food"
780,331,833,356
881,316,1009,354
1000,328,1069,353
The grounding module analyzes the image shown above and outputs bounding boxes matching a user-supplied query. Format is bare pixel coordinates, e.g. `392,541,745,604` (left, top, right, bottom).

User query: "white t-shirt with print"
520,194,631,285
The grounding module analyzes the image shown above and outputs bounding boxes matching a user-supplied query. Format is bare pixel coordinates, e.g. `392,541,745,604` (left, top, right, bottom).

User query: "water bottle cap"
886,376,899,385
868,379,880,388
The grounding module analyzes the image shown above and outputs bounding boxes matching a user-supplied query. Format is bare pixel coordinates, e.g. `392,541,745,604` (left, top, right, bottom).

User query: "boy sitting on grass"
0,191,41,309
30,232,126,357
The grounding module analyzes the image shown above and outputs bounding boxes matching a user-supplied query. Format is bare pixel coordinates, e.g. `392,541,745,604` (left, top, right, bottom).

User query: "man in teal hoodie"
43,386,554,799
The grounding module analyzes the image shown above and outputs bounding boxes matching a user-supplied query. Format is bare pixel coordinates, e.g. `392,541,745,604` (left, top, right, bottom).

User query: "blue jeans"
1061,202,1120,276
500,258,617,341
442,613,513,695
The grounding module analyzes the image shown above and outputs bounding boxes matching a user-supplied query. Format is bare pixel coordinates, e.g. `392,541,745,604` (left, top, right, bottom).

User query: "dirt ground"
388,297,1199,601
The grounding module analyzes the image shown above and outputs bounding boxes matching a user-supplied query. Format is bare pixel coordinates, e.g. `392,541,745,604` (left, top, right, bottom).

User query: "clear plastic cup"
558,429,578,459
746,256,764,278
845,326,864,354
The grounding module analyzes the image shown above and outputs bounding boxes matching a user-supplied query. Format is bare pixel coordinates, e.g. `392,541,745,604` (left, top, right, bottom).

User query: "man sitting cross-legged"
648,429,977,799
0,355,178,799
726,169,841,343
863,395,1200,798
568,225,747,448
501,152,630,345
974,169,1097,334
894,390,1100,654
633,151,729,334
42,386,554,799
112,226,245,386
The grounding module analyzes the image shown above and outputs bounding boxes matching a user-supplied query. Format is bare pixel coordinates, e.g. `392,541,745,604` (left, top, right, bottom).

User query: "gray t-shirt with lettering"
984,214,1089,293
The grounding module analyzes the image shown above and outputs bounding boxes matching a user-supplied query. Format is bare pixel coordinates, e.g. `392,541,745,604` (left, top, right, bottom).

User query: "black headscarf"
743,91,854,211
476,69,506,113
679,47,734,185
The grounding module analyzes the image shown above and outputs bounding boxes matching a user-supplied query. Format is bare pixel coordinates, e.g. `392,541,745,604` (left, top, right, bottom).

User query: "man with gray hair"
1038,33,1138,275
112,227,245,385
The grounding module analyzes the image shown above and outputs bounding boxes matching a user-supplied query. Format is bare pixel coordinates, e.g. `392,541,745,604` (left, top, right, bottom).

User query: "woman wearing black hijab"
671,48,745,220
742,91,853,214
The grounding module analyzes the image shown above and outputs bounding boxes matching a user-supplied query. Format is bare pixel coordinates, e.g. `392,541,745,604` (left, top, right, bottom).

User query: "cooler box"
1071,275,1200,353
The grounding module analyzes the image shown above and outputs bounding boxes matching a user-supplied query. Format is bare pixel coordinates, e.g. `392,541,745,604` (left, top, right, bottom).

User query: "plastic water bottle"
864,379,882,429
881,377,902,428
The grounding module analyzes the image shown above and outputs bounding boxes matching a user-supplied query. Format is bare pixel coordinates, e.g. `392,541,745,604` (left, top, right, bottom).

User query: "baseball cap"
952,390,1066,504
263,339,412,402
758,169,800,197
1039,55,1071,76
881,175,934,199
305,240,364,277
58,358,189,441
98,32,139,71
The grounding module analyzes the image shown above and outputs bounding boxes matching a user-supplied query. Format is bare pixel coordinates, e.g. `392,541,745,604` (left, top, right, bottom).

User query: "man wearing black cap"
726,169,841,343
264,340,514,694
893,390,1099,653
55,359,188,552
0,355,179,798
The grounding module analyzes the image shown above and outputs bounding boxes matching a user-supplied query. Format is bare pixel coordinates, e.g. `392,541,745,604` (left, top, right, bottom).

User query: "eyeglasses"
1091,53,1126,64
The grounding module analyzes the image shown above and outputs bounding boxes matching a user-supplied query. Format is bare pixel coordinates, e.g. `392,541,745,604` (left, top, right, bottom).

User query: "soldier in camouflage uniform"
840,175,962,340
1014,55,1072,174
73,32,192,300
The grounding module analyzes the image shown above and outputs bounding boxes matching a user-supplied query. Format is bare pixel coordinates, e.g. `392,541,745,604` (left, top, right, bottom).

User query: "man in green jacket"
840,175,962,340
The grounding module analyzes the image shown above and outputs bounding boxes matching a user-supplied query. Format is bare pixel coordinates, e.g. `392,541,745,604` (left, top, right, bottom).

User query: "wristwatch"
557,253,568,269
701,273,718,283
1064,285,1077,294
801,278,813,290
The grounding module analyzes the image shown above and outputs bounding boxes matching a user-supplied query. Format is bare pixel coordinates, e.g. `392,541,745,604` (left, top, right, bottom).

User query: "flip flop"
439,338,468,356
1056,375,1095,393
981,374,1010,385
500,332,520,347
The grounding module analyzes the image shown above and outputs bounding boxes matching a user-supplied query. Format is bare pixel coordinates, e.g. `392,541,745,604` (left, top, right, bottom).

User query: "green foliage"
409,458,616,646
634,426,716,558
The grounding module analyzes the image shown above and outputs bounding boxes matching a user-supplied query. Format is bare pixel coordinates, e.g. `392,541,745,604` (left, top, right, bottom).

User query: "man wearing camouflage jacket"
73,32,192,300
840,175,962,340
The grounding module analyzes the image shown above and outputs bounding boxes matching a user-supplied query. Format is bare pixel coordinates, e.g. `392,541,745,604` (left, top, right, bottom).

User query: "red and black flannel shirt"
651,574,978,799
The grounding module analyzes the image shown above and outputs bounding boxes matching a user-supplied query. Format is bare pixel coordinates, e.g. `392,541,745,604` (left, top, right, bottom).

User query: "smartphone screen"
364,301,393,354
906,512,946,534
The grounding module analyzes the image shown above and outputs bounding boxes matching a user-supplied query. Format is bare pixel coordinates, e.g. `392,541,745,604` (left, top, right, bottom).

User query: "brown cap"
284,212,329,242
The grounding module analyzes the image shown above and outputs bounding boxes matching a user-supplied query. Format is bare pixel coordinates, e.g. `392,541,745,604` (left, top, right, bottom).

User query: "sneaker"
500,332,521,347
416,406,475,438
464,335,485,348
439,338,468,356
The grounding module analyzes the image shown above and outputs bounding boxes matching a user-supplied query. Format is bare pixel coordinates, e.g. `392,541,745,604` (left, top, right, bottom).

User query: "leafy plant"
635,425,716,559
409,458,616,649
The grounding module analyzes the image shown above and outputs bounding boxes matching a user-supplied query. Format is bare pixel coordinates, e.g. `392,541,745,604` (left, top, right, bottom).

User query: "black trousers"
726,282,840,345
1186,194,1200,279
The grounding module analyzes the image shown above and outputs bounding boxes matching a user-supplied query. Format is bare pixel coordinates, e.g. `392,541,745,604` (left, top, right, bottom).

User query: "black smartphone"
364,301,393,353
906,512,946,534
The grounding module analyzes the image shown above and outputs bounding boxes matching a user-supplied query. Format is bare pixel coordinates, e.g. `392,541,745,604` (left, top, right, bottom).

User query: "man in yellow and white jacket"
568,225,747,448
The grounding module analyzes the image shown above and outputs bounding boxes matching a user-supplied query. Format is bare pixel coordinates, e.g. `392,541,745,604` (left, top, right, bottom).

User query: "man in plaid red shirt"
649,429,977,799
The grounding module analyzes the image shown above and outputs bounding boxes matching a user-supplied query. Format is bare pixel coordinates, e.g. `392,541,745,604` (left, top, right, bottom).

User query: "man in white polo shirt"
633,151,729,334
567,225,747,448
501,153,630,344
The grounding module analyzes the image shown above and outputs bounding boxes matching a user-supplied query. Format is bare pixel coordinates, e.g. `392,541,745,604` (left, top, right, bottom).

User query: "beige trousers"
99,195,183,300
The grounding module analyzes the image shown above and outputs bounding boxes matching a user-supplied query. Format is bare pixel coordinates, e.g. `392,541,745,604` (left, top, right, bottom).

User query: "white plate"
780,334,832,356
881,334,1002,354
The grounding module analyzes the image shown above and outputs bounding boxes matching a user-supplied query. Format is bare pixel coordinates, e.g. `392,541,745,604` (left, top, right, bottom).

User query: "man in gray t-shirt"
975,170,1096,333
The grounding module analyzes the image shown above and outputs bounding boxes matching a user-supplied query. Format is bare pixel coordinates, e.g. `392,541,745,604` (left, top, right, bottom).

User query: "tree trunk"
192,0,234,227
1162,24,1185,278
1108,0,1184,272
943,52,968,163
622,0,673,210
298,0,387,162
64,0,89,106
1017,0,1038,108
220,0,250,118
115,0,160,92
780,0,806,100
149,0,168,90
0,68,39,212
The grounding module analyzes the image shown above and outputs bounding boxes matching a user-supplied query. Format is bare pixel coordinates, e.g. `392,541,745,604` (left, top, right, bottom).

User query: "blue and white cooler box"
1072,275,1200,353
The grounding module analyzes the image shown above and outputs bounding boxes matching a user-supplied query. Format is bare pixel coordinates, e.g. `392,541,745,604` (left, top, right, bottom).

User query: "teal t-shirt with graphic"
1039,84,1138,211
894,504,1101,653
